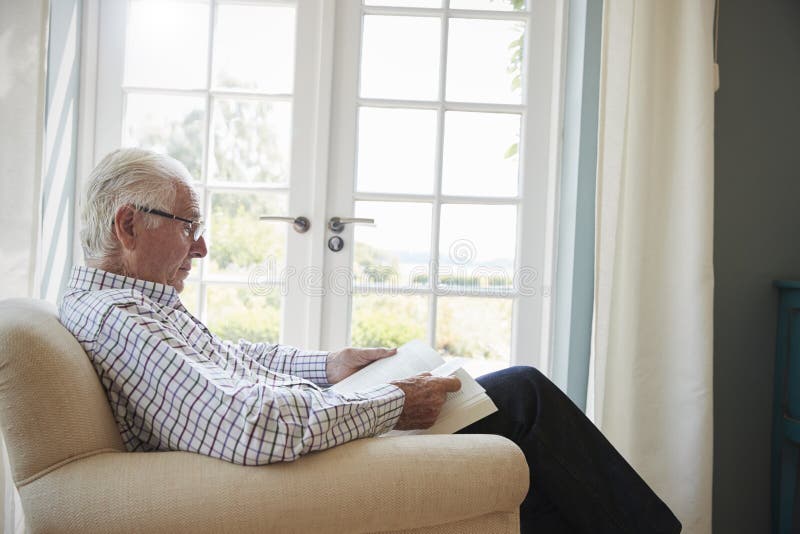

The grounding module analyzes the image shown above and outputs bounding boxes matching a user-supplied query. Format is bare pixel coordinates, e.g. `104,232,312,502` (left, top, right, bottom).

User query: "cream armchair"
0,298,528,533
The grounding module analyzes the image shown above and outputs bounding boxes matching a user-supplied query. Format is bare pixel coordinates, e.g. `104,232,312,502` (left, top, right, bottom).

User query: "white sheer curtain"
591,1,715,533
0,0,49,532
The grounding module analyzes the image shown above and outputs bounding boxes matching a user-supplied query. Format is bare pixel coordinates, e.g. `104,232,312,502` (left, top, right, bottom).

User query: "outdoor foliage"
209,192,285,275
354,242,399,284
351,294,426,349
206,285,281,343
435,297,511,360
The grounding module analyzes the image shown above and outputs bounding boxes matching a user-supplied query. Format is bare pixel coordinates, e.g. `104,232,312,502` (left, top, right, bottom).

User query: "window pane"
354,201,433,288
210,98,292,184
360,16,441,101
436,296,511,376
124,93,205,180
438,204,516,290
365,0,441,7
356,107,437,194
213,4,296,93
446,18,524,104
351,294,428,348
208,191,288,277
125,0,209,89
449,0,526,11
206,284,281,344
442,111,520,197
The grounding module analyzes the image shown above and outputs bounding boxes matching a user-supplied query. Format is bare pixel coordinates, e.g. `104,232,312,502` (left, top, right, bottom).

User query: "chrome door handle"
328,217,375,233
259,215,311,233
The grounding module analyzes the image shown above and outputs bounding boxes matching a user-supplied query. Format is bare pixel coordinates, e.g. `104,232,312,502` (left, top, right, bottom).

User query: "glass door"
322,0,565,375
91,0,333,348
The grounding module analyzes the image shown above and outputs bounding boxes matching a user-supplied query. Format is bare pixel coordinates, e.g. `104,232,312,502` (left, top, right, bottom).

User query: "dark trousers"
457,366,682,534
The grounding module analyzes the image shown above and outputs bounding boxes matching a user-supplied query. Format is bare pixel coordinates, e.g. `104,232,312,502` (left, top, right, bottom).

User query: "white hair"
80,148,194,261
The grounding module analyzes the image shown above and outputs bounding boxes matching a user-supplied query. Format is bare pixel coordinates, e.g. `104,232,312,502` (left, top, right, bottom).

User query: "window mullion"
428,9,450,348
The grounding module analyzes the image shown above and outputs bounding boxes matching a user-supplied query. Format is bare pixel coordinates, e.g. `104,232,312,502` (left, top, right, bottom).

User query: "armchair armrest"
20,434,528,534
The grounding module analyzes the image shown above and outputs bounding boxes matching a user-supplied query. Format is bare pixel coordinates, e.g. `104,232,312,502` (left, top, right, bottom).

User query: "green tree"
137,105,204,179
212,98,288,184
209,192,284,274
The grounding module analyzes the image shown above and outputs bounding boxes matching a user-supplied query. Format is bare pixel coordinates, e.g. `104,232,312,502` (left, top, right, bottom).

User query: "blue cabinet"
772,281,800,534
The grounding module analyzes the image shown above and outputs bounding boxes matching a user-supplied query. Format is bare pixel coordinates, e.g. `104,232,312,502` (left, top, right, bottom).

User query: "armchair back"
0,298,125,486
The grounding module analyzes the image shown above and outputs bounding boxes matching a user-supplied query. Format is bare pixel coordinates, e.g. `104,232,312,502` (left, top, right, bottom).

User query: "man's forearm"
232,338,330,386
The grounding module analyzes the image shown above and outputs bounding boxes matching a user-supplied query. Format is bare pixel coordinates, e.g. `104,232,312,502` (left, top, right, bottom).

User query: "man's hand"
326,346,398,384
390,374,462,430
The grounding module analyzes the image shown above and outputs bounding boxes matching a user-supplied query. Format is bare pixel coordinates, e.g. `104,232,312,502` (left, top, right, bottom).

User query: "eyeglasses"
137,206,206,241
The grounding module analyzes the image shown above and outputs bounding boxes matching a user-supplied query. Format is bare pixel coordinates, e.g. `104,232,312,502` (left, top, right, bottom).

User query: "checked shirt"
60,266,404,465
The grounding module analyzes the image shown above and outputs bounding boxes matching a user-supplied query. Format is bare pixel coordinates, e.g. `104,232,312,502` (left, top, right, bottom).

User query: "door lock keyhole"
328,235,344,252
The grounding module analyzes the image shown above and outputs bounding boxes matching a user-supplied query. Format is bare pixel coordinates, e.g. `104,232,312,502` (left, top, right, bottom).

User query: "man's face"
126,184,207,292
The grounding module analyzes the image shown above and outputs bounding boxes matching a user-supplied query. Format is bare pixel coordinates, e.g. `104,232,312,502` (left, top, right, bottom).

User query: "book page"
330,339,498,434
437,368,485,417
330,340,444,396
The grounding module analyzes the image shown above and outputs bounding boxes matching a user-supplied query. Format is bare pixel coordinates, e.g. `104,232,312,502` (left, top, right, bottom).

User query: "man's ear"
113,205,138,251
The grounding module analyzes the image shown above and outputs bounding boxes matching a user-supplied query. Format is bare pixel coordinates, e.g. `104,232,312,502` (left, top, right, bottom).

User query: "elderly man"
60,148,680,534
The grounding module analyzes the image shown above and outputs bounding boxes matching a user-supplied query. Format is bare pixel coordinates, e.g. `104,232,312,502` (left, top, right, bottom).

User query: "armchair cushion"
21,435,527,533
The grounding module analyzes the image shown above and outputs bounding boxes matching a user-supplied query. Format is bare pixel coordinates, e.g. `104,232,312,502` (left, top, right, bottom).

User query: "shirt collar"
68,266,180,307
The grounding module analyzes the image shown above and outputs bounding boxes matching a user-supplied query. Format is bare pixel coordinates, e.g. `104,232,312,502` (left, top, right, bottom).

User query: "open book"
330,340,498,435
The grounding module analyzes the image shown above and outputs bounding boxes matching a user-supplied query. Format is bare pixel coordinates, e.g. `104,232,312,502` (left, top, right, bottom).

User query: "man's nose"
191,235,208,258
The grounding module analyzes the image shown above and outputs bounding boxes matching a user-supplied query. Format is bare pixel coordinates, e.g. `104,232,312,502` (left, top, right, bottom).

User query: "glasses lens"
193,222,206,241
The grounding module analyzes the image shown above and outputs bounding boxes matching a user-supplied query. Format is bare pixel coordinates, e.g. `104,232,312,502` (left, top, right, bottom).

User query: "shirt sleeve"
96,301,405,465
233,340,331,387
